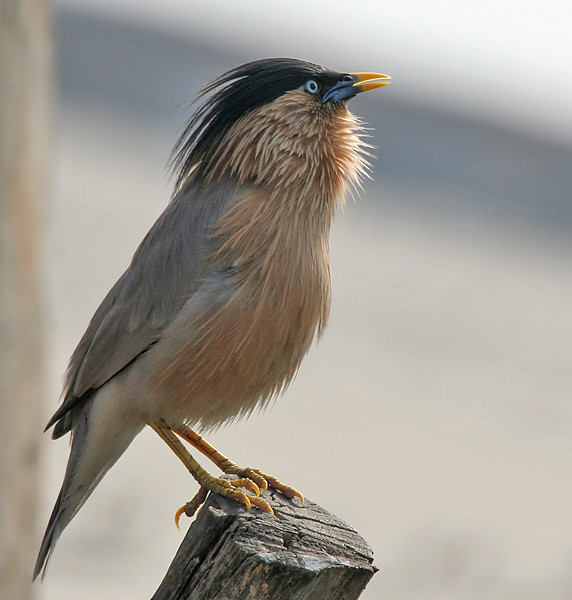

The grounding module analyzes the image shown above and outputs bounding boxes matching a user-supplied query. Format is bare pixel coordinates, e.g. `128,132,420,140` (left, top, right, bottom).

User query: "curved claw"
228,487,252,511
230,478,261,496
249,496,275,514
240,468,269,494
290,489,305,505
175,505,186,530
255,471,305,504
174,485,209,529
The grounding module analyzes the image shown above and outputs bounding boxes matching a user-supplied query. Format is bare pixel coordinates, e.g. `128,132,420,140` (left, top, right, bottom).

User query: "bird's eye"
342,74,354,82
304,79,320,95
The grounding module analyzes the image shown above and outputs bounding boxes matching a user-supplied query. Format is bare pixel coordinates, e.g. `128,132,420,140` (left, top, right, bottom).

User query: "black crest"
170,58,343,190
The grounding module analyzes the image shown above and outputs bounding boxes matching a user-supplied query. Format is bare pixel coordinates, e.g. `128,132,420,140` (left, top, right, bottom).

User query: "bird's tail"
34,390,143,580
34,487,67,581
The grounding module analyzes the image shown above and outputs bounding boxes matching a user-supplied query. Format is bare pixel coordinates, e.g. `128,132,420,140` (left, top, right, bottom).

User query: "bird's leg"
149,420,274,525
172,424,305,508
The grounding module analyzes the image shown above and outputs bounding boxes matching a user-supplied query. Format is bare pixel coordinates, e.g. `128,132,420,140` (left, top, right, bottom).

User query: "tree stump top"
152,490,377,600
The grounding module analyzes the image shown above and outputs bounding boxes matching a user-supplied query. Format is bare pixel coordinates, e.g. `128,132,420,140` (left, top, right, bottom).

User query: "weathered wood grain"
152,491,377,600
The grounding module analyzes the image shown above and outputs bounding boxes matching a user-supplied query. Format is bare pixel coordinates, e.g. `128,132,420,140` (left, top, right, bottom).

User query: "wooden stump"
152,491,377,600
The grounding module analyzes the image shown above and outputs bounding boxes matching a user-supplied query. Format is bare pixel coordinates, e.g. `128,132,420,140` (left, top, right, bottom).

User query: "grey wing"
47,179,235,437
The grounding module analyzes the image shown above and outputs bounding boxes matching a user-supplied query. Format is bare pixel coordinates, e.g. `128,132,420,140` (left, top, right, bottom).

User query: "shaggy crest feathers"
170,58,351,190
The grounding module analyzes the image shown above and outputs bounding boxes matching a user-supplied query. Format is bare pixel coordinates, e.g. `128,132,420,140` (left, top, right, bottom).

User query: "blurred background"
6,0,572,598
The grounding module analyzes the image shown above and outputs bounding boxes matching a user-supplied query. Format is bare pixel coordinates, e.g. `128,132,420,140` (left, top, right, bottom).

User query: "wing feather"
46,179,235,434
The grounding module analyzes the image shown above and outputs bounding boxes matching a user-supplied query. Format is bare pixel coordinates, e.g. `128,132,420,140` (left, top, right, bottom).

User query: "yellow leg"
149,420,274,525
173,424,305,504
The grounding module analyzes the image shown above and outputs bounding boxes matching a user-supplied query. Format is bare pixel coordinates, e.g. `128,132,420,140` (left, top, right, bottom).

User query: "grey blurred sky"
56,0,572,144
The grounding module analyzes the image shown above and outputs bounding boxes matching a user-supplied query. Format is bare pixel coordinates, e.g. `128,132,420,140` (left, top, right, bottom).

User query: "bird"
34,57,390,580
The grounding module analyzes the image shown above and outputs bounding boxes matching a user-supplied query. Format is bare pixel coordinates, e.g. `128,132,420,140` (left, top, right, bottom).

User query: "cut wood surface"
152,490,377,600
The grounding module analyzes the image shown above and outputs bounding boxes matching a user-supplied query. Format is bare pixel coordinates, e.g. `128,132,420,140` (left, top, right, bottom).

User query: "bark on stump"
152,491,377,600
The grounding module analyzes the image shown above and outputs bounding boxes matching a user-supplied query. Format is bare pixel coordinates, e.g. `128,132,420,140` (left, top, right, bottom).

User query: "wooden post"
0,1,51,598
152,491,377,600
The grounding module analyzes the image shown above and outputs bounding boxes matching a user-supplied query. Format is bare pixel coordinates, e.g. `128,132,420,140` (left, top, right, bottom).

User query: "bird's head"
171,58,390,193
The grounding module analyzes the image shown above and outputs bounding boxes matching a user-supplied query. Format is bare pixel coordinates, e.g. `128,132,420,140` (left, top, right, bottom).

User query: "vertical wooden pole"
0,1,52,598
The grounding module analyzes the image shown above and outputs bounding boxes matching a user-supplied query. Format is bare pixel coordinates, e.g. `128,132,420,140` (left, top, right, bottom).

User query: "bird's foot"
219,464,304,504
173,424,305,503
174,467,304,528
150,421,296,526
174,471,275,528
168,424,304,524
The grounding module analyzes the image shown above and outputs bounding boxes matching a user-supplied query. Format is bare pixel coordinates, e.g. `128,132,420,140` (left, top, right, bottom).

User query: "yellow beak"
351,72,392,92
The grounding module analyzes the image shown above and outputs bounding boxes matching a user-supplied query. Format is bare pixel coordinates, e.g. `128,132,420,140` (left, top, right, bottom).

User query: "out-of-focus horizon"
39,3,571,600
57,0,572,145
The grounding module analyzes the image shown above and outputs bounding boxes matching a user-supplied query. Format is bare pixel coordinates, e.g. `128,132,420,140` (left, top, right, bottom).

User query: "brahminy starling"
34,58,390,579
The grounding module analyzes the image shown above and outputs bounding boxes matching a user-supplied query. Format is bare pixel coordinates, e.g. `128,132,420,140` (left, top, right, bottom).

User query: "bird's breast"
146,186,332,430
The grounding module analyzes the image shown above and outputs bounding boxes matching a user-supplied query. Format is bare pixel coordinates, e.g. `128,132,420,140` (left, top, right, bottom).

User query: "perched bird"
34,58,390,579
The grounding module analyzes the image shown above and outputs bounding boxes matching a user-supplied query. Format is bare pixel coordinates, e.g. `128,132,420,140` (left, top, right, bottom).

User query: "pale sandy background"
37,4,571,599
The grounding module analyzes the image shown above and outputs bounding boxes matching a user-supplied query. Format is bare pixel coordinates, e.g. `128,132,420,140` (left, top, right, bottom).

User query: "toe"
230,477,261,496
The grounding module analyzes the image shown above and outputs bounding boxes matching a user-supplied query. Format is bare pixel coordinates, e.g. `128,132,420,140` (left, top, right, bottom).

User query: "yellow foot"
173,476,274,528
223,466,305,505
149,420,278,527
173,425,305,505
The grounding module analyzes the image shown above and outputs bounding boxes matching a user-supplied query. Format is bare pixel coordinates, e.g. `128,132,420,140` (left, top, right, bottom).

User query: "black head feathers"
170,58,346,191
